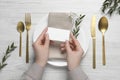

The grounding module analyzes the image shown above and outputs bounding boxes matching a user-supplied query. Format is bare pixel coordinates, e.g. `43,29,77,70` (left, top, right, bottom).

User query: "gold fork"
25,13,31,63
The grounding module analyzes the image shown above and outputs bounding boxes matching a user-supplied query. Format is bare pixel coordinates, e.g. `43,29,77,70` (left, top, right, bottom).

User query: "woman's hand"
61,33,84,70
32,27,50,67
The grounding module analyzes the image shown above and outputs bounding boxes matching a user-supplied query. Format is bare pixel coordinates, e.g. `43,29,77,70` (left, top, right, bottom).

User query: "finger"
41,27,48,37
65,40,72,53
60,44,65,48
60,47,66,53
60,45,65,51
69,40,74,45
70,32,81,50
69,33,72,42
70,44,75,50
61,47,65,51
60,43,65,47
70,32,76,42
50,40,54,45
60,48,66,54
50,40,54,44
69,40,77,50
36,27,48,43
45,33,50,47
69,39,73,44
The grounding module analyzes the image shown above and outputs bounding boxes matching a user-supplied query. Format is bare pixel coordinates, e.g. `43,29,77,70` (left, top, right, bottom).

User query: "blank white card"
47,27,70,42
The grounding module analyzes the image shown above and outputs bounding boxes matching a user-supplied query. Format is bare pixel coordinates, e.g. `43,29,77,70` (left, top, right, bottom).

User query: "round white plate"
33,14,90,67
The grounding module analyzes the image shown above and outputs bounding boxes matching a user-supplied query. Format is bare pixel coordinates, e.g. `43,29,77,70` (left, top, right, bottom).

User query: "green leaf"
102,7,105,13
117,6,120,14
80,15,85,19
77,21,81,26
0,64,7,70
72,30,76,35
108,7,114,16
11,43,17,49
75,33,79,38
2,56,6,63
75,28,80,34
73,29,76,33
6,55,10,60
118,0,120,3
0,63,1,67
6,46,9,54
75,21,78,27
11,42,14,48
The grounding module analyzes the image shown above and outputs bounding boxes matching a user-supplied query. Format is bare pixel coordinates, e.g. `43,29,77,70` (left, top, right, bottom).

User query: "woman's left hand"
32,27,50,67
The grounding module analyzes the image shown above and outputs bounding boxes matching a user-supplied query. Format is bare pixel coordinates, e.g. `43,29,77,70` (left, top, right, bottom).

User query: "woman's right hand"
60,33,84,70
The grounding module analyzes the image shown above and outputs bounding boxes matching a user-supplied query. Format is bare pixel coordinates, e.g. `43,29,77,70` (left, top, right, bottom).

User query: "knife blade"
91,15,96,69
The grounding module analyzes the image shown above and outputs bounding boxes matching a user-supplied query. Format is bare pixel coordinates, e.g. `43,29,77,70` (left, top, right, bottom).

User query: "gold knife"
91,15,96,69
25,13,31,63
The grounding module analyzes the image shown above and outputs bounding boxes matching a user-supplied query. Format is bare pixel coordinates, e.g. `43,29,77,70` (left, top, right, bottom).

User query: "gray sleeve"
68,66,89,80
21,63,44,80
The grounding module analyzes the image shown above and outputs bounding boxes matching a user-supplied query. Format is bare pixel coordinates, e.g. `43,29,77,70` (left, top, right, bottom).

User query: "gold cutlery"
25,13,31,63
17,21,25,57
91,15,96,69
98,16,108,65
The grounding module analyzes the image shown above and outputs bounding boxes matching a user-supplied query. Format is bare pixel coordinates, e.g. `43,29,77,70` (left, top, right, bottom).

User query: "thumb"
65,40,72,53
45,34,50,47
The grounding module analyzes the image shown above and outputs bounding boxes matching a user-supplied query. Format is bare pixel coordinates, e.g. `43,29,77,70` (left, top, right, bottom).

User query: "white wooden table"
0,0,120,80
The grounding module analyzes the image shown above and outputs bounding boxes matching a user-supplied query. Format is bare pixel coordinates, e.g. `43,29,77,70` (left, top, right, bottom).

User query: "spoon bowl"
17,21,25,33
98,16,108,65
98,17,108,34
17,21,25,57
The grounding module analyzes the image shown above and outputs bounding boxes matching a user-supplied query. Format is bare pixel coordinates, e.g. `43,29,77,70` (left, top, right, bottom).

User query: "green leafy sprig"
72,14,85,38
0,42,17,70
101,0,120,16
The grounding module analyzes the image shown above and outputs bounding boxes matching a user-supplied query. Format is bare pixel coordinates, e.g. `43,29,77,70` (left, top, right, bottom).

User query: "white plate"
33,14,90,67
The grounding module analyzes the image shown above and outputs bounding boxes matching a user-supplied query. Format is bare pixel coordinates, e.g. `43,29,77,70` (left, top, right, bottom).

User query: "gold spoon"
17,21,25,57
98,16,108,65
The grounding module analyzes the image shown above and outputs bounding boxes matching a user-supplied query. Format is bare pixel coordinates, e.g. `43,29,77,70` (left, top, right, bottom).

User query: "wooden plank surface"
0,0,120,80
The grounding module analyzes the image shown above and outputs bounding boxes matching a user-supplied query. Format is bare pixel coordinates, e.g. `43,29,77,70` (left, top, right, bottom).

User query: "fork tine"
25,13,31,25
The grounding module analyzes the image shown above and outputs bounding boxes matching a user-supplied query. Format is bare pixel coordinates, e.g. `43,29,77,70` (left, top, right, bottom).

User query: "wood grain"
0,0,120,80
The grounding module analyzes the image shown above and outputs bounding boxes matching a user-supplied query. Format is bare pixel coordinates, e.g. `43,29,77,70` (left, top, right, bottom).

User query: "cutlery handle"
26,31,29,63
102,34,106,65
19,33,22,57
93,38,96,69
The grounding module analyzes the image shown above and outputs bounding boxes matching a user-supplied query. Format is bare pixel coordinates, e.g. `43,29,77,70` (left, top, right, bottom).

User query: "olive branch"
101,0,120,16
71,13,85,38
0,42,17,70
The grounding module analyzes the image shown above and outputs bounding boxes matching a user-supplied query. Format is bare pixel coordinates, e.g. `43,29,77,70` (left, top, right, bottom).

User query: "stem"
102,33,106,65
26,31,29,63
